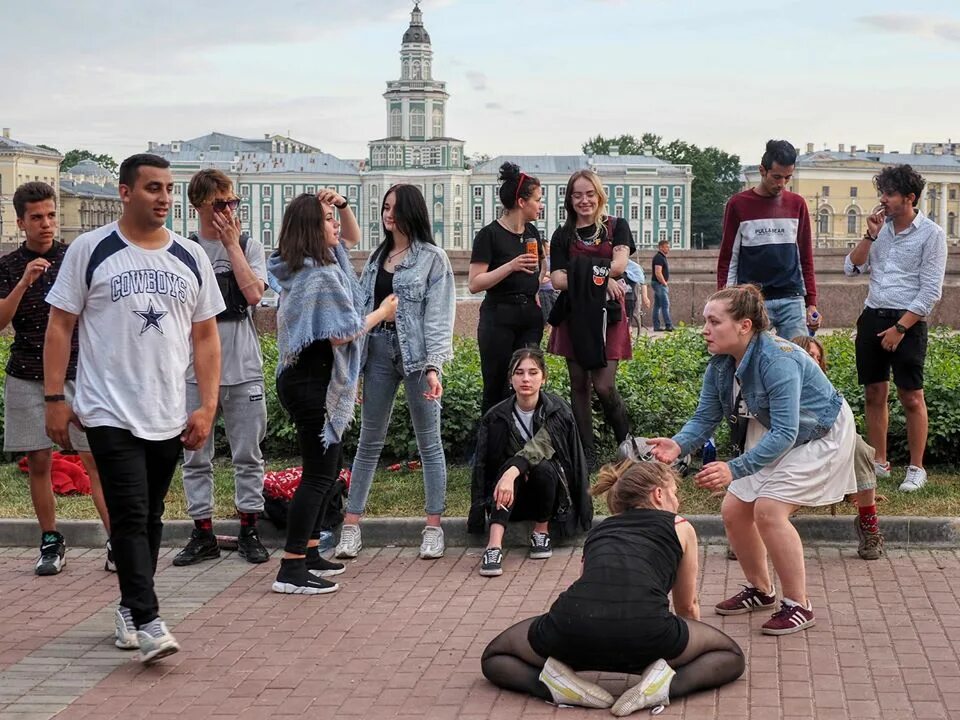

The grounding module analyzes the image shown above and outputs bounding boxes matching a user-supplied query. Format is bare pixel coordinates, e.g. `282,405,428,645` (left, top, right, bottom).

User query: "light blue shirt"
844,211,947,316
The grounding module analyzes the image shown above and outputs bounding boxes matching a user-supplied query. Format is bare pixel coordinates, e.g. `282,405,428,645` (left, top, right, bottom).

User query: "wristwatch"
334,199,348,209
894,322,907,334
864,232,878,242
43,394,66,402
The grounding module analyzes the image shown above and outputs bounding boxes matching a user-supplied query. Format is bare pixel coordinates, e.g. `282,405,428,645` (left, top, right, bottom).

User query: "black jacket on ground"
467,391,593,537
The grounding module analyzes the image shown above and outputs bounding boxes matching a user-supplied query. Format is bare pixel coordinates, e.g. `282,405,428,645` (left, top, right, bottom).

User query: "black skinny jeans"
277,356,344,556
85,426,183,628
488,462,557,527
478,298,544,415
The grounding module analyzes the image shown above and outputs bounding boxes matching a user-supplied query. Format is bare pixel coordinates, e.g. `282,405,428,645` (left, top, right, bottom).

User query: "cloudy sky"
4,0,959,165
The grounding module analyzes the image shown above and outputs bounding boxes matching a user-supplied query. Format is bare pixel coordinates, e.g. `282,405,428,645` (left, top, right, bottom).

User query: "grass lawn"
1,459,958,520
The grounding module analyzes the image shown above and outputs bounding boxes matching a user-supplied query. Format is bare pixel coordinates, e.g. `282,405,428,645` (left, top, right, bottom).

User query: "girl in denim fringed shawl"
266,191,396,596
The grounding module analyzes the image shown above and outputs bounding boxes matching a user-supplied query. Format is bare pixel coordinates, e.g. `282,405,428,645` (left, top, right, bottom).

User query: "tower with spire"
368,2,465,172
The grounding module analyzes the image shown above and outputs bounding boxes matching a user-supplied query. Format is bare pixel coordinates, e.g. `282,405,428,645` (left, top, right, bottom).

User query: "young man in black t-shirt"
0,182,111,575
651,240,674,331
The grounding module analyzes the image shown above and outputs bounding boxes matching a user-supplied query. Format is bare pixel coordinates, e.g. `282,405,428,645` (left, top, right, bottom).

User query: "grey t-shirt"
186,234,267,386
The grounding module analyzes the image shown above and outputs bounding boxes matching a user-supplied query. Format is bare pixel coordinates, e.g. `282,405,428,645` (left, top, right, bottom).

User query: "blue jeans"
765,296,807,341
347,329,447,516
652,283,673,330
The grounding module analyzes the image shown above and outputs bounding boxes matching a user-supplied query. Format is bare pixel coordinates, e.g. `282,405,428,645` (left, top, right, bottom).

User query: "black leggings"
478,300,544,415
480,616,744,702
566,359,631,457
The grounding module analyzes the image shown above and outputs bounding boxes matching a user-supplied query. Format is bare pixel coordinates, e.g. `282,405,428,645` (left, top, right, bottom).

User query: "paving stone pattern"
0,544,959,719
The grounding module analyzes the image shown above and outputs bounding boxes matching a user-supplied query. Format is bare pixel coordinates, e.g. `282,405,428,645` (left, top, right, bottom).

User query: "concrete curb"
3,515,960,548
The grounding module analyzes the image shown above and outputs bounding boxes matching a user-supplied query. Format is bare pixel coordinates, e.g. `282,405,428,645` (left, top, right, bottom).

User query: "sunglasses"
211,198,240,212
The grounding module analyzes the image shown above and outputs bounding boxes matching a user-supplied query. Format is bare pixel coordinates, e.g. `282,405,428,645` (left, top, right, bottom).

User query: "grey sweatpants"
182,380,267,519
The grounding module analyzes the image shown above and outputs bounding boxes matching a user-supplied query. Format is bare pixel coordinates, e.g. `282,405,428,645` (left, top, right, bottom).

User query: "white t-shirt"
184,234,266,385
513,404,535,439
46,222,225,440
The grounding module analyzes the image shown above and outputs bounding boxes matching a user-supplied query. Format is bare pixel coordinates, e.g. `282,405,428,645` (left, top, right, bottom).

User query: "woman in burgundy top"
547,170,634,467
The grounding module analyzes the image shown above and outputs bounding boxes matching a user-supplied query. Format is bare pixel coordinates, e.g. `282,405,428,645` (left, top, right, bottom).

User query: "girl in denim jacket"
650,285,857,637
336,184,456,560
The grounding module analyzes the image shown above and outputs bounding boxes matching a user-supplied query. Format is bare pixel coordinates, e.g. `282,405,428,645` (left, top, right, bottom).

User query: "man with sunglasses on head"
0,182,112,576
173,169,271,567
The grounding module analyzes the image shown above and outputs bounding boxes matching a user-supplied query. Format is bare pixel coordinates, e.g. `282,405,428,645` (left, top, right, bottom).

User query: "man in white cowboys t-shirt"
44,154,224,664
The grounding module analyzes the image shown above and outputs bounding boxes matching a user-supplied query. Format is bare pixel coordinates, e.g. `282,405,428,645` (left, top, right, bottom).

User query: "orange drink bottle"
525,239,538,256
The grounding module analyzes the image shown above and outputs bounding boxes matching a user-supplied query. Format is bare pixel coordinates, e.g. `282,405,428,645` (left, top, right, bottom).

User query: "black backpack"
190,233,251,321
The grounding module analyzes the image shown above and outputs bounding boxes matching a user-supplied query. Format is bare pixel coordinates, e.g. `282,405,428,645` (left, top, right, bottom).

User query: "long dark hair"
278,194,334,271
372,184,434,263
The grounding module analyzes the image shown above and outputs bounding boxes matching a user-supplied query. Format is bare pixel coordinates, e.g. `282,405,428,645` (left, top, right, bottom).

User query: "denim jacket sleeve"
672,362,724,455
727,356,801,480
422,249,456,372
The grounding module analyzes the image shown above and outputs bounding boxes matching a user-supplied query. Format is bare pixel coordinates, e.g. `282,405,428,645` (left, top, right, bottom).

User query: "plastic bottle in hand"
702,437,717,465
808,311,820,336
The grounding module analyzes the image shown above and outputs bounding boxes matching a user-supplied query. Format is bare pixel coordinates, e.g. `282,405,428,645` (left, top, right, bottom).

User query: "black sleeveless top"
528,508,689,671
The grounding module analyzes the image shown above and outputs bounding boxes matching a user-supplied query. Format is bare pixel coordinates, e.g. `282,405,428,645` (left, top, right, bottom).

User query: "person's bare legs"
27,449,55,531
864,382,889,465
80,452,110,533
487,522,506,549
754,498,806,605
897,387,928,468
721,493,772,594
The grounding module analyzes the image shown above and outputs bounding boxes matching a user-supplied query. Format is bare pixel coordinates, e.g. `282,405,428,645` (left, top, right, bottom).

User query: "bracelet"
43,394,66,403
864,232,877,242
334,199,348,209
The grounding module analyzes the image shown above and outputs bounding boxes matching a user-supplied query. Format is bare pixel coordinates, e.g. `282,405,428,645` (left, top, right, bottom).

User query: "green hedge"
2,329,959,465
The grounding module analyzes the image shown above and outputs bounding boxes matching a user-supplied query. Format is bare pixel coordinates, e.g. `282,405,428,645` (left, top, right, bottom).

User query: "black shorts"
855,308,928,390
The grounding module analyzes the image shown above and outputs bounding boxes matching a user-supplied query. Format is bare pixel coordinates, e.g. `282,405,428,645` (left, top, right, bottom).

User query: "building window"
538,205,545,220
432,109,443,137
951,189,957,201
659,229,667,242
673,205,681,221
390,109,401,137
474,206,483,222
240,205,249,222
631,230,638,244
262,186,271,197
615,205,623,218
348,186,358,198
558,186,565,198
644,206,652,220
455,184,461,197
615,186,624,199
188,206,197,220
240,184,250,199
673,187,681,198
659,186,667,199
673,229,681,244
818,208,830,235
630,206,639,220
262,229,272,247
451,148,460,165
644,187,652,197
454,206,461,221
643,230,652,245
371,225,381,245
558,207,566,222
283,185,293,199
821,186,830,198
474,186,483,198
305,185,316,194
949,212,957,236
631,187,639,197
263,205,272,221
410,109,425,137
847,209,859,235
434,202,443,218
174,203,182,220
659,206,667,220
434,183,443,197
850,186,858,198
371,184,379,198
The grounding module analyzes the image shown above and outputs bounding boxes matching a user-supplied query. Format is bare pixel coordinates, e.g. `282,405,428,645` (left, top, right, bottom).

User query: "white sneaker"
610,658,675,716
538,656,614,709
334,524,362,559
419,525,445,559
136,619,180,664
874,461,891,478
114,606,138,650
899,465,927,492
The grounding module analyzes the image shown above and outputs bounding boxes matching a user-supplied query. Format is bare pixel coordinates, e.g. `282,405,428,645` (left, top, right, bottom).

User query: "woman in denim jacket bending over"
336,184,456,560
649,284,856,637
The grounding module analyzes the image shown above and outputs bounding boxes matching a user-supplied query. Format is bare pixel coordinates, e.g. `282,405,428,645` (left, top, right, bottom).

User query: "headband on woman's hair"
515,172,528,205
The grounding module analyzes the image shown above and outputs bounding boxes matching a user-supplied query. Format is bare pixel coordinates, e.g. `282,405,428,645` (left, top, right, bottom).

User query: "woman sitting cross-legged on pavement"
336,184,457,561
480,460,745,715
467,348,593,577
268,193,398,594
649,284,857,635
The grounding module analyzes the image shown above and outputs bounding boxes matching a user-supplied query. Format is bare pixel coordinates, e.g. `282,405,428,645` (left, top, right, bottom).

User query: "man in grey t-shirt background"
174,169,270,566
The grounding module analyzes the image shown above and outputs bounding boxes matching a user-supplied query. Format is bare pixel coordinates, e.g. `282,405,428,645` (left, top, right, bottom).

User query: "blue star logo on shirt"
133,300,167,335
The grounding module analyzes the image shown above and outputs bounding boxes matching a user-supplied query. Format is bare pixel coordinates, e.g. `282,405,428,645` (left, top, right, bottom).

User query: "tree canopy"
51,149,119,175
582,133,741,247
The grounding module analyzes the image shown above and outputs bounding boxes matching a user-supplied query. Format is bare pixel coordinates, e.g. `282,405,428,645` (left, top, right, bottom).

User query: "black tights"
480,616,744,702
566,359,631,457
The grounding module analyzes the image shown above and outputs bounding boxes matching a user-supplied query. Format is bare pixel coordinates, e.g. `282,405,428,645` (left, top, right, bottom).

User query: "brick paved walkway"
1,544,959,719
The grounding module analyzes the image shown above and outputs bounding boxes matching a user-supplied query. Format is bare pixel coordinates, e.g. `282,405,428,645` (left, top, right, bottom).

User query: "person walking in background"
844,164,947,492
651,240,673,332
336,184,456,561
44,154,224,663
650,285,856,636
717,140,820,338
174,169,270,568
791,335,885,559
0,181,111,575
547,169,634,469
468,162,544,414
268,193,397,595
468,348,592,577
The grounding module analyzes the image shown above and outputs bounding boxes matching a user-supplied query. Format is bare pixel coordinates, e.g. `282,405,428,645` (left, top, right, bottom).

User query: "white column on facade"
940,182,948,229
920,187,928,214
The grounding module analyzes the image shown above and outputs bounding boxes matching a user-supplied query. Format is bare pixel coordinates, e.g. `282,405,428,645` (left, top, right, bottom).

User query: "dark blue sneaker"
36,531,65,576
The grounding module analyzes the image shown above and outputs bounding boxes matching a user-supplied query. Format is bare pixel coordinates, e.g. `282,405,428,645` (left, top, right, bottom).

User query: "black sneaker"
479,547,503,577
237,526,269,564
172,529,221,566
529,531,553,559
36,531,66,576
272,559,339,595
306,546,345,577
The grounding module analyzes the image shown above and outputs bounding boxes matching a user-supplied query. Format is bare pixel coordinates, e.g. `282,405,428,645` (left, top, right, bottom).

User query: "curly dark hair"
874,164,926,207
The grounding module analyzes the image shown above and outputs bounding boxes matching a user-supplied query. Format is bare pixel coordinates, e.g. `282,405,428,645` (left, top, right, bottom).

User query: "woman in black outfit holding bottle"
469,162,545,415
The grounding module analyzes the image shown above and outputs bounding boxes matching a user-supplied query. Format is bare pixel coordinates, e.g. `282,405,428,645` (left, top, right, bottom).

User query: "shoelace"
422,528,442,550
483,549,500,563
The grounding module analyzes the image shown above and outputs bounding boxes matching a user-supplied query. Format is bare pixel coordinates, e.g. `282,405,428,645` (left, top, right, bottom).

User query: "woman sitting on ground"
467,348,592,576
480,460,745,715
